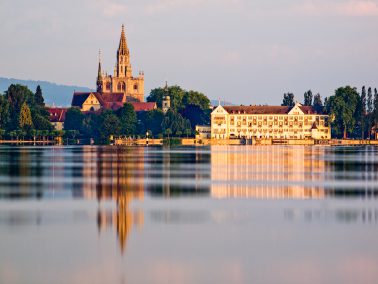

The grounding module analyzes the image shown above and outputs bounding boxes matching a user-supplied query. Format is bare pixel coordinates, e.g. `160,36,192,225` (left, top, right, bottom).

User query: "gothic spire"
118,24,129,55
96,50,103,92
97,49,102,80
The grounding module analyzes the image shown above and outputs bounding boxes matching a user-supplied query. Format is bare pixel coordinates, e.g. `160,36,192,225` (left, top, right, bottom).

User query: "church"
96,24,144,102
71,25,149,113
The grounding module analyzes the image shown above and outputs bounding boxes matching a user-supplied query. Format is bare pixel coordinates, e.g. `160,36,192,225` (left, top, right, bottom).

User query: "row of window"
229,129,313,133
229,115,327,121
102,82,139,92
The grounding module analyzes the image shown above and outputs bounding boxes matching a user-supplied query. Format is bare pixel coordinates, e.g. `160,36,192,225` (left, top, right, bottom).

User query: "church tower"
116,25,132,78
96,25,145,102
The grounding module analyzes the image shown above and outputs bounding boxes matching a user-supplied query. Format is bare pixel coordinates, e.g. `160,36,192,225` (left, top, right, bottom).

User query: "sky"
1,0,378,104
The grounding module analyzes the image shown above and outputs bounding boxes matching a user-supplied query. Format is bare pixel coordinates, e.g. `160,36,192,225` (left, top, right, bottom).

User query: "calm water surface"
0,145,378,284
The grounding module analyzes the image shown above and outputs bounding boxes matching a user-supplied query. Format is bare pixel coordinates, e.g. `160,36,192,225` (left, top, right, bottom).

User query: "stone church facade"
96,25,144,102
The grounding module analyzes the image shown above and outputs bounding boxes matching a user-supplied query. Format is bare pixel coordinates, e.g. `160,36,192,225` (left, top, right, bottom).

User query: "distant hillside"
0,77,93,107
210,99,234,107
0,78,232,108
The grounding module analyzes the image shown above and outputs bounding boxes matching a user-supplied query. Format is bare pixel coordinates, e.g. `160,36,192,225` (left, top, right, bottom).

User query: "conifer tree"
313,93,323,113
35,85,45,106
281,93,295,106
374,88,378,129
360,86,367,139
303,90,313,106
367,87,373,138
367,87,373,114
19,102,33,130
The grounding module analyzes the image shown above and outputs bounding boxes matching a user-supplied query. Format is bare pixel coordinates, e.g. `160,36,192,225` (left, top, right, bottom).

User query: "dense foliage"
0,84,53,139
60,85,211,144
281,93,295,106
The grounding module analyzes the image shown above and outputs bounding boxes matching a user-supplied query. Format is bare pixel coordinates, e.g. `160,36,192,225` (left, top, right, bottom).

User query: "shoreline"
1,138,377,146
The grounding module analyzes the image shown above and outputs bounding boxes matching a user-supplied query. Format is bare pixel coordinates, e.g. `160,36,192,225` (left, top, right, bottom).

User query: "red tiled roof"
130,102,157,112
101,92,125,103
223,105,318,115
47,107,68,123
71,92,126,109
71,92,156,113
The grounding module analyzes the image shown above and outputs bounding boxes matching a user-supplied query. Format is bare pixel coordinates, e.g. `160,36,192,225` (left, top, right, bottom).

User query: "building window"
117,82,126,91
106,82,111,90
134,84,138,90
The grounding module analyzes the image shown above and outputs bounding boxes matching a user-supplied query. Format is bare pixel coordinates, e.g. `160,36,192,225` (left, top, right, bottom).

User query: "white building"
211,103,331,140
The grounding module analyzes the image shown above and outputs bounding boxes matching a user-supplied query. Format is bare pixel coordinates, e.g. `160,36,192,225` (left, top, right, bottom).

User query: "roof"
101,92,125,103
71,92,156,113
71,92,125,109
222,105,318,115
130,102,156,112
71,92,91,108
47,107,68,123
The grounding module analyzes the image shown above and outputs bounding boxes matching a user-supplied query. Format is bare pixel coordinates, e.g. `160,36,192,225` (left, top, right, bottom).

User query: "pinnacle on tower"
118,24,129,55
97,49,102,79
97,49,103,92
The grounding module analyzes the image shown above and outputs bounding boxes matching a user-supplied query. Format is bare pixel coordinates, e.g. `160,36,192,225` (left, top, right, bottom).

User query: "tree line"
0,84,54,140
64,85,211,144
281,87,378,139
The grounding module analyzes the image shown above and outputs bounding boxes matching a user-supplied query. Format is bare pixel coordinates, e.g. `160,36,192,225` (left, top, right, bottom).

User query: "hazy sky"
1,0,378,104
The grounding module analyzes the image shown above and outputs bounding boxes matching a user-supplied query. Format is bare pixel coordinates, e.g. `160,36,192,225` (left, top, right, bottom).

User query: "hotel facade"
211,103,331,140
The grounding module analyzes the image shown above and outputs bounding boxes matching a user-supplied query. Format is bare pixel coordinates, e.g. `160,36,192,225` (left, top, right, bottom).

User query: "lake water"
0,145,378,284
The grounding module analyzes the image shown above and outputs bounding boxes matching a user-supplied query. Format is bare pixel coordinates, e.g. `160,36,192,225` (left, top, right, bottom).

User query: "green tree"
165,128,172,139
325,86,360,139
116,103,137,135
3,84,52,132
303,90,313,106
81,113,100,139
143,109,164,137
35,85,45,106
281,93,295,106
64,107,84,132
185,128,192,138
180,104,210,129
99,110,121,143
374,88,378,127
162,110,191,136
367,87,373,114
0,129,5,140
5,84,35,130
361,86,367,139
0,95,10,129
181,90,210,110
19,102,33,131
313,93,323,114
32,113,53,131
367,87,374,138
147,85,185,110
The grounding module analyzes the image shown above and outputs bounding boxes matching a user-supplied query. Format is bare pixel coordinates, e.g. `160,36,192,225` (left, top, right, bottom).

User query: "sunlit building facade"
211,103,331,140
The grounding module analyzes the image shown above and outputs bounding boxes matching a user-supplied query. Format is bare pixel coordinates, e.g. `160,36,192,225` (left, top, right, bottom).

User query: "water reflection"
1,145,378,284
210,145,378,199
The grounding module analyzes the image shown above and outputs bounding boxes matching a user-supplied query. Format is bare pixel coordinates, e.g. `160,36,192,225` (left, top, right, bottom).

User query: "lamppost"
146,131,149,146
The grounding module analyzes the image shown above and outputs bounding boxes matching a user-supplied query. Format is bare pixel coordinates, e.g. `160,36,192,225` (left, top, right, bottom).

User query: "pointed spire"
97,49,103,92
118,24,129,55
97,49,102,79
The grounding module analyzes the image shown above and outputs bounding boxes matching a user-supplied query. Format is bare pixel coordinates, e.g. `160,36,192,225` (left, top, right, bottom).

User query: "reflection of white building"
211,145,327,199
211,103,331,140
